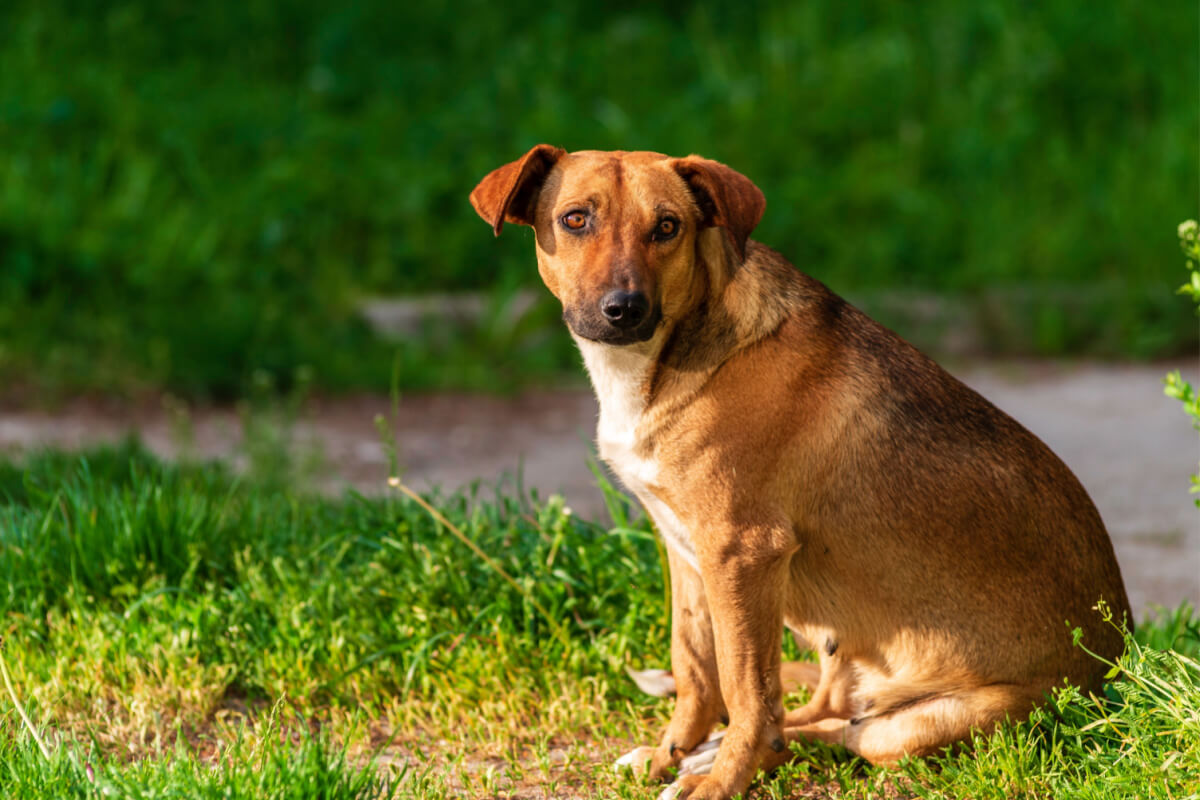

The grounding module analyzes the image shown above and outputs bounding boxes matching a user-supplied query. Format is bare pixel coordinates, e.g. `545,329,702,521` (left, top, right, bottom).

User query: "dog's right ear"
469,145,566,235
672,156,765,261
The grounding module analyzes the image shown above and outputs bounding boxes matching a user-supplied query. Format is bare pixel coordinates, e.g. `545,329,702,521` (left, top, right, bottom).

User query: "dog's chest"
576,339,700,571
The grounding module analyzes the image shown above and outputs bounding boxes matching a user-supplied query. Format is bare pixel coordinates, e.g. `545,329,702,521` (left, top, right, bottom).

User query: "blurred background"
1,0,1197,402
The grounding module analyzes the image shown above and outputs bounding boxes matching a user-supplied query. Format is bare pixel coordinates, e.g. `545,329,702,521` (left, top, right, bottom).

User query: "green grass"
0,723,403,800
1,0,1196,399
0,444,1197,798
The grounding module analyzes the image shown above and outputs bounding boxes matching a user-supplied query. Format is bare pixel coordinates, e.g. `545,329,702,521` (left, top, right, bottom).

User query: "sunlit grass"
0,443,1196,798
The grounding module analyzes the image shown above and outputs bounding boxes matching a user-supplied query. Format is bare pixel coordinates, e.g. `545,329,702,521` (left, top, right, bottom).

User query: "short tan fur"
471,147,1130,800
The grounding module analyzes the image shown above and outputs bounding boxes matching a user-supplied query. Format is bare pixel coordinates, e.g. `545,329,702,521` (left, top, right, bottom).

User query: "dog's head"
470,147,765,346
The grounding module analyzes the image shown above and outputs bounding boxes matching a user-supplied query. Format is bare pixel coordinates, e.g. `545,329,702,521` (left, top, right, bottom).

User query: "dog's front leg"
643,546,725,781
666,529,791,800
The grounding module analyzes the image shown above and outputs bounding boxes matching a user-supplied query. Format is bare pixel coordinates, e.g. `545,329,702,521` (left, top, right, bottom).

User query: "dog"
469,146,1131,800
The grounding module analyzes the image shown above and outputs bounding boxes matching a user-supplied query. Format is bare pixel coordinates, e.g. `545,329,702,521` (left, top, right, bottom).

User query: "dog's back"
693,243,1130,694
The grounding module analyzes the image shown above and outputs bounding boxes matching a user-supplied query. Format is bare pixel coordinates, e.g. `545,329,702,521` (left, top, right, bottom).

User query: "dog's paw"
625,666,676,697
613,745,655,774
616,731,725,784
677,730,723,776
657,774,710,800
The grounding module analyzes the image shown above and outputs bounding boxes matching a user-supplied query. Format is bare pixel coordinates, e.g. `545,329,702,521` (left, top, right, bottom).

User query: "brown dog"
469,147,1130,800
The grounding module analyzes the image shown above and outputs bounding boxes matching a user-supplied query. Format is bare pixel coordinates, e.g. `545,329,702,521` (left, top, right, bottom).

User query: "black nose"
599,290,650,329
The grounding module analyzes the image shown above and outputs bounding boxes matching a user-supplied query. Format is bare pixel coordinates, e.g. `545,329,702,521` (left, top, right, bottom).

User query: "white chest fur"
574,337,700,572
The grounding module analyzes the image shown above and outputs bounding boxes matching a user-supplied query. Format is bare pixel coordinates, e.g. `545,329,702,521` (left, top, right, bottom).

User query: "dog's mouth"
564,305,662,346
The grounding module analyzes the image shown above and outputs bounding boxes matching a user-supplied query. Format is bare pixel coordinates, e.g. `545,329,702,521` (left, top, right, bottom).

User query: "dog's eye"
561,211,588,231
654,217,678,241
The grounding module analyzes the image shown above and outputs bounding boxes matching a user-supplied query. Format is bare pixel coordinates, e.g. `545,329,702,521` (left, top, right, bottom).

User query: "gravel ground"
2,359,1197,618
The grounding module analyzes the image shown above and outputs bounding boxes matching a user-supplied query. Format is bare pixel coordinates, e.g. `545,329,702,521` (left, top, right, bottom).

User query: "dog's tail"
626,661,821,698
625,667,677,697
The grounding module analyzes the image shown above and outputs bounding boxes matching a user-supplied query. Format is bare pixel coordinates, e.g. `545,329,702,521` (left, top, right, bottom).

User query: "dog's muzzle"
565,290,661,345
600,289,650,330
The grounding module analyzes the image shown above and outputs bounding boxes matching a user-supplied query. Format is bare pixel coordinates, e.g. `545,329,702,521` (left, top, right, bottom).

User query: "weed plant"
1165,220,1200,506
0,444,1197,797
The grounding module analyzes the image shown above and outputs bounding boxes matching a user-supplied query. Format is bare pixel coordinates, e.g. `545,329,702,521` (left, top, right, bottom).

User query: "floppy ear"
469,144,566,235
671,156,766,261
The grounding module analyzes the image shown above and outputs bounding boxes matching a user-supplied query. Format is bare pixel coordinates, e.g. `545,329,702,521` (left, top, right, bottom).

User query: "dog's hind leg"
676,683,1044,780
835,683,1044,765
775,683,1044,769
627,666,677,697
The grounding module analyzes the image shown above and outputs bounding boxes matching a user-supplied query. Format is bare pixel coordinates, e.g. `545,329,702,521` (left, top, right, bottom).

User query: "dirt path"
2,359,1197,618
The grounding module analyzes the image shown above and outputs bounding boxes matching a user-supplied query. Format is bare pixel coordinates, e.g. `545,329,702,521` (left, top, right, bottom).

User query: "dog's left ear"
672,156,766,261
470,144,566,235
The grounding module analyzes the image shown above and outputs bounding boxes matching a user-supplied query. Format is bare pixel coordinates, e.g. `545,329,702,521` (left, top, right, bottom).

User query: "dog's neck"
653,240,793,390
574,240,792,453
573,329,666,456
